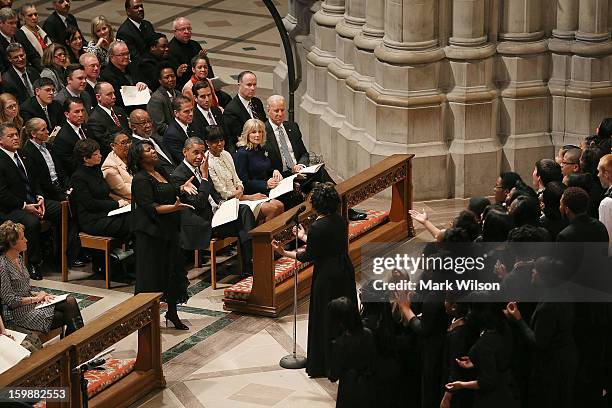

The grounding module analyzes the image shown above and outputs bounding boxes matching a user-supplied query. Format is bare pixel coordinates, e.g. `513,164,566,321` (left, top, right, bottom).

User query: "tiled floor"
9,0,475,406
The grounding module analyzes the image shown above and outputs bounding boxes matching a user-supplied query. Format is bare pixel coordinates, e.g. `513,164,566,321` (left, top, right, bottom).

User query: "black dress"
131,169,188,304
296,212,357,377
328,328,377,408
442,318,478,408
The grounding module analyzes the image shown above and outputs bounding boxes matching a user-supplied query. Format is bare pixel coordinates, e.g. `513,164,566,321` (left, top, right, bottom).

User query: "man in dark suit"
147,63,180,136
558,186,609,243
163,95,196,164
99,40,148,110
53,97,89,177
129,108,176,174
135,33,185,92
0,7,18,73
171,136,255,276
53,64,93,111
21,77,64,132
1,43,39,103
116,0,155,61
86,82,129,158
80,53,100,108
168,17,214,89
41,0,79,44
22,118,67,202
0,123,61,279
191,80,226,149
223,71,266,150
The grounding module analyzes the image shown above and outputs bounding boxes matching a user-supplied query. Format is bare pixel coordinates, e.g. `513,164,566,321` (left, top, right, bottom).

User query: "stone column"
362,0,447,199
317,0,366,175
445,0,501,197
564,0,612,145
497,0,552,183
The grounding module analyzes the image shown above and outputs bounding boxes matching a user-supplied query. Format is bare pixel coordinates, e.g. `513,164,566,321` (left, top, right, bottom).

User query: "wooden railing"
223,154,414,316
0,293,165,408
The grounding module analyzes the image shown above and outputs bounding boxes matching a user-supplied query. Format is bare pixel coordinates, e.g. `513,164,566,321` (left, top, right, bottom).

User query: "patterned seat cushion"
224,210,389,300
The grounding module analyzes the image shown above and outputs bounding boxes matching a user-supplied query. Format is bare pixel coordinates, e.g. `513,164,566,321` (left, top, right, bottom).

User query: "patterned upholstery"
224,210,389,300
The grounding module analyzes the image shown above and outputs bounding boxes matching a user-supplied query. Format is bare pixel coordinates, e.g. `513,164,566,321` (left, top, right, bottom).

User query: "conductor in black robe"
272,182,357,378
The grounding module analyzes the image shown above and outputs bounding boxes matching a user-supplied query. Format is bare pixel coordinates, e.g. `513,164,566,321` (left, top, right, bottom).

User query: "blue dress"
234,146,273,195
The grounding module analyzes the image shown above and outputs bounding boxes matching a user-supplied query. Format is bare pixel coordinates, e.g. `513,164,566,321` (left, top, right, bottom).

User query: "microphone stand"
279,207,307,369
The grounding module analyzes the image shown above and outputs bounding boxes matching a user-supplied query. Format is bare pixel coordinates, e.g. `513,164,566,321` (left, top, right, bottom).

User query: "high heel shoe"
164,313,189,330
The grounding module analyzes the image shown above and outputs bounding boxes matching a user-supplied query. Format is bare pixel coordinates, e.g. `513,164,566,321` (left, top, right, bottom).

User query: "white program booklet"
35,293,68,309
299,163,324,174
0,335,30,374
269,174,297,199
212,198,239,228
5,329,27,344
120,85,151,106
108,205,131,216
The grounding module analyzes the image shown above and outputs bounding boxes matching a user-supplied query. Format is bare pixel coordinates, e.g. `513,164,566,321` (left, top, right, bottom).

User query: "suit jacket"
86,105,129,157
222,95,266,149
147,87,180,136
22,139,67,201
116,18,155,61
52,123,90,177
99,62,139,109
168,37,214,89
41,11,79,44
53,87,93,112
0,35,11,73
171,161,220,250
0,148,43,214
1,66,40,103
263,120,309,177
556,214,609,243
20,97,64,132
132,133,176,175
192,105,225,145
69,164,119,229
14,29,44,72
84,82,96,108
163,119,196,164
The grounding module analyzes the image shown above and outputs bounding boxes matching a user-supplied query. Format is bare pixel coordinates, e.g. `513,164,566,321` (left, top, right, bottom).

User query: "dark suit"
14,29,44,72
222,95,266,149
193,104,224,136
116,18,155,61
99,62,140,109
84,82,96,108
0,149,60,264
135,52,180,92
86,105,129,157
132,133,176,175
557,214,609,243
22,139,67,201
53,87,93,112
168,37,214,89
53,123,90,177
147,86,180,136
1,66,40,103
41,11,79,44
171,162,254,273
0,34,11,73
163,119,196,164
20,97,64,132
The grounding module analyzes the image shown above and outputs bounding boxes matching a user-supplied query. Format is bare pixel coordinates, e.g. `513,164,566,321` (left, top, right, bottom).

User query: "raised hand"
181,176,198,195
174,196,195,210
408,209,428,224
504,302,522,321
455,356,474,369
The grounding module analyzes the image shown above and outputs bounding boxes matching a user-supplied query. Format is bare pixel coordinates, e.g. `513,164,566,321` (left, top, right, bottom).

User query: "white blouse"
208,150,243,200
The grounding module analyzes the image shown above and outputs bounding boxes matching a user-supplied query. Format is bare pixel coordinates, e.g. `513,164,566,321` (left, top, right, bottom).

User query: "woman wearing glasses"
102,132,133,201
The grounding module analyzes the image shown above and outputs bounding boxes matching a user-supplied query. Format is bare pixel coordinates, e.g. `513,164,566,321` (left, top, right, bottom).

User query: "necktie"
78,128,86,140
194,167,203,183
110,109,121,128
14,153,35,203
42,105,51,126
23,72,34,97
207,111,217,125
248,100,258,120
276,126,296,170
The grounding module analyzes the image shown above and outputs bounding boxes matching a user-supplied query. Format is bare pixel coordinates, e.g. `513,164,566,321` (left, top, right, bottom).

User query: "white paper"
0,335,30,374
269,174,297,199
299,163,324,174
5,329,27,344
108,205,131,216
239,197,271,212
120,86,151,106
35,293,68,309
212,198,239,228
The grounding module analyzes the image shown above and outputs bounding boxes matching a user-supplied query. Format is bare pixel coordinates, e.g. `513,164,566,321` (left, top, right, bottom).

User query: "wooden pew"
0,293,165,408
223,154,414,316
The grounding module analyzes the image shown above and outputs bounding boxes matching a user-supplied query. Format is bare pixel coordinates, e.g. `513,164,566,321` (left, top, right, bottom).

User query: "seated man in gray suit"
53,63,93,111
146,62,180,136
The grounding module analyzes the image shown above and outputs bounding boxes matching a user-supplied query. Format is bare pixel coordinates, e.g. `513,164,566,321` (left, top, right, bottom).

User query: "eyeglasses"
112,52,130,58
4,104,18,110
113,140,131,146
131,119,151,125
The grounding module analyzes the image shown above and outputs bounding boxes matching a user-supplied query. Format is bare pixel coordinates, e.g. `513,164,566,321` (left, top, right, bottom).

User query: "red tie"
110,109,121,128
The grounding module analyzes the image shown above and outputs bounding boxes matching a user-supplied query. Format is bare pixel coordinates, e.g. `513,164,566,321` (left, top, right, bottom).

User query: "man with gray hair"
99,40,148,110
0,7,18,72
168,16,215,89
1,42,40,103
129,108,176,174
80,53,101,106
171,136,255,277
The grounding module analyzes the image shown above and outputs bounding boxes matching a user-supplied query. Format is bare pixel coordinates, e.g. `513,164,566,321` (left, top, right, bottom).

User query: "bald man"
169,17,215,89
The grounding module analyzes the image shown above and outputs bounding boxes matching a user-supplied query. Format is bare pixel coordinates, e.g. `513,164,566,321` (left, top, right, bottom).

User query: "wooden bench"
222,154,414,316
194,237,240,290
0,293,165,408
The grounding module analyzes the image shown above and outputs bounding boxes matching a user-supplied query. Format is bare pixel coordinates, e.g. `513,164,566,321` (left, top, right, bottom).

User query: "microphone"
285,205,306,226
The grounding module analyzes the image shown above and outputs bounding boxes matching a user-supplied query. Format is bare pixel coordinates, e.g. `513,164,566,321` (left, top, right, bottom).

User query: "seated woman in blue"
234,119,284,221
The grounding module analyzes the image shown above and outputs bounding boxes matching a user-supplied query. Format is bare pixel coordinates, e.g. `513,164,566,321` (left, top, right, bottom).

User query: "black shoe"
28,264,42,280
348,208,367,221
65,316,84,336
164,313,189,330
70,259,88,268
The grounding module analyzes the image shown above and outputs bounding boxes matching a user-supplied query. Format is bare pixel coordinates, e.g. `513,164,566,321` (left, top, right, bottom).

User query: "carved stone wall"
276,0,612,199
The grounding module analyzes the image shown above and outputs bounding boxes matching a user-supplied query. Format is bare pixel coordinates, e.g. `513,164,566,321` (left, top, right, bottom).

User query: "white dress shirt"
238,94,253,118
599,191,612,255
31,140,58,182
